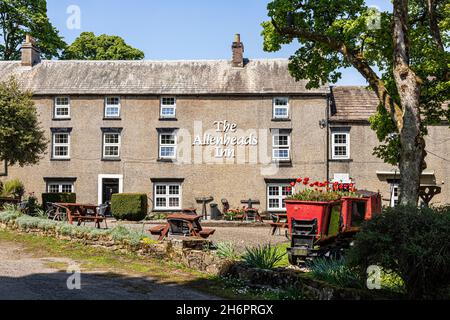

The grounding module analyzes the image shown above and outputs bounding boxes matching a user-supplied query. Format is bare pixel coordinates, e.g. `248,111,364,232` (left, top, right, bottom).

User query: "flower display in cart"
286,177,360,202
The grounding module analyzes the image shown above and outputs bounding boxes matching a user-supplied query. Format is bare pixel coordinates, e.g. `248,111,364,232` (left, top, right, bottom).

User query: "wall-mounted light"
319,119,327,129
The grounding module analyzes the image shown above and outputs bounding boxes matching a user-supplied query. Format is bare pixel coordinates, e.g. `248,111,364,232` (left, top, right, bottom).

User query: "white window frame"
159,131,177,159
267,184,294,212
273,97,290,119
331,131,350,159
160,97,177,118
332,173,351,183
104,96,121,118
52,132,70,159
154,183,182,210
47,182,74,193
103,132,121,158
272,133,291,161
54,97,70,119
390,183,399,207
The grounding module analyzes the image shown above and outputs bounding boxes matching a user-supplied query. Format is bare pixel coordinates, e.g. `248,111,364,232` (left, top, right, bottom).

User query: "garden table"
269,213,288,235
149,213,215,240
55,202,105,228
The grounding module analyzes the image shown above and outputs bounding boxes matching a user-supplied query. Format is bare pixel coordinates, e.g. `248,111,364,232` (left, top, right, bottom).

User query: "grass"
0,228,301,300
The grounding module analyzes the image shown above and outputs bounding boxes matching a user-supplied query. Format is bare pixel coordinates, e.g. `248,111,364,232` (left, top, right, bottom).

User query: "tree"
0,77,47,166
61,32,144,60
262,0,449,205
0,0,66,60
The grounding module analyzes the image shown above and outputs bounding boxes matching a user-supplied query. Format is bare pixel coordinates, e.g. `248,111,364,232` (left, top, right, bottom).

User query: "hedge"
111,193,148,221
42,193,76,206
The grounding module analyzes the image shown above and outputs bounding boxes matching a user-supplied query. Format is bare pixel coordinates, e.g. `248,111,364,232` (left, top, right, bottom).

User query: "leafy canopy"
0,77,47,166
62,32,145,60
0,0,66,60
262,0,449,165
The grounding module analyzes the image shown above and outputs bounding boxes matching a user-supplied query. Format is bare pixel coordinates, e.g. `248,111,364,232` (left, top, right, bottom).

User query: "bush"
305,258,365,289
111,193,148,221
1,179,25,199
242,244,286,270
347,205,450,299
216,242,240,260
42,193,76,206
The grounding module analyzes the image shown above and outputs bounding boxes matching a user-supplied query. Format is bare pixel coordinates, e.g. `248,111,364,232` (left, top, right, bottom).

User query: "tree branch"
271,19,404,130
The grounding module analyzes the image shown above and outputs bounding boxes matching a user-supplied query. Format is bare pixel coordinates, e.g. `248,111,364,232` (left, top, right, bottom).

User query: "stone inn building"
1,35,449,213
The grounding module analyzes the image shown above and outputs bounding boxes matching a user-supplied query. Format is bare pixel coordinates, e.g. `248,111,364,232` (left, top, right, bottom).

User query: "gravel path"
0,240,215,300
106,220,290,252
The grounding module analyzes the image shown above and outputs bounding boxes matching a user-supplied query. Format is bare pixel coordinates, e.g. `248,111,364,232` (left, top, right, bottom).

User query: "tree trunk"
393,0,424,206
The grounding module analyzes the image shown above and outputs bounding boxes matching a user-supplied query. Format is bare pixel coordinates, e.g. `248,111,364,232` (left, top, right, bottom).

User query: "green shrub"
305,258,365,289
216,242,241,260
347,205,450,299
111,193,148,221
42,193,76,206
242,244,286,270
1,179,25,199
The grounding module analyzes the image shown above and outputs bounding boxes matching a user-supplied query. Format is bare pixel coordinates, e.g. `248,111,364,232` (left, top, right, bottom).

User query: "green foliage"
287,189,342,202
41,193,76,205
111,193,148,221
305,258,365,289
0,0,66,60
262,0,450,167
0,208,149,246
347,205,450,299
0,179,25,198
0,77,48,166
216,242,241,260
110,225,147,246
242,244,286,270
62,32,144,60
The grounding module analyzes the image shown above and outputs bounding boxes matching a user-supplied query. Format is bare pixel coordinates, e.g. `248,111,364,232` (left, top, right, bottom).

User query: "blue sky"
47,0,391,85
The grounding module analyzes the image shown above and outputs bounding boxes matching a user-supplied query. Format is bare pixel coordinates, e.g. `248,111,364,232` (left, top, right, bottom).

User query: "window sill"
52,118,71,121
329,158,353,163
152,209,182,213
101,158,121,162
271,118,291,122
157,158,176,163
159,117,178,121
272,160,292,167
103,117,122,121
51,158,71,162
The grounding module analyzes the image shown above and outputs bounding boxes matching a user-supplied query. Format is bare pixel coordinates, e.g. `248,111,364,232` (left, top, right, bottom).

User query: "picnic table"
54,202,106,228
269,213,288,235
149,213,215,240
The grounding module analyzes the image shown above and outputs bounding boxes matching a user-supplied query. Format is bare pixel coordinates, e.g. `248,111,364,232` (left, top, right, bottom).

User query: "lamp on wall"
319,119,327,129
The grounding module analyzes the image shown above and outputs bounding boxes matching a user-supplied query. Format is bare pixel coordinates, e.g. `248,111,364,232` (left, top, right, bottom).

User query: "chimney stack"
231,34,244,67
21,35,41,67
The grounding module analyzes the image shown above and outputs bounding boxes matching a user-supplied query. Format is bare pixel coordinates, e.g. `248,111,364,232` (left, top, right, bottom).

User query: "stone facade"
1,36,449,212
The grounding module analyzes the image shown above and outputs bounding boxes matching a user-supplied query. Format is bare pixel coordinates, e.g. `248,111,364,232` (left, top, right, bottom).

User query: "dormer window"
160,97,176,119
105,97,121,118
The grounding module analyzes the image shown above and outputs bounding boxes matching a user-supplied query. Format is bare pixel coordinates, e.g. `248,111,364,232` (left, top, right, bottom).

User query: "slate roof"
0,59,329,95
330,86,379,121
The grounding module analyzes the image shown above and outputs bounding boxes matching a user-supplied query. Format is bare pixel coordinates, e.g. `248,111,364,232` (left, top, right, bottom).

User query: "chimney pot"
231,34,244,68
21,35,41,67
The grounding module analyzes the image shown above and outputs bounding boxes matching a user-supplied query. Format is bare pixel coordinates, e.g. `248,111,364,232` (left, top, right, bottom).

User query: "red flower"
314,188,318,191
304,177,310,182
327,188,331,192
310,183,315,187
339,184,344,190
290,182,296,187
287,187,292,192
319,190,323,193
296,178,302,183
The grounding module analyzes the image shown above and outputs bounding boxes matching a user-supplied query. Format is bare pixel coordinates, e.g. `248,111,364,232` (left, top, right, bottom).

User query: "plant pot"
285,199,342,239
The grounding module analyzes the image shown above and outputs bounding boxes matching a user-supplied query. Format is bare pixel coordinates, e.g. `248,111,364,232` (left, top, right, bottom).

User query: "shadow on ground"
0,271,218,300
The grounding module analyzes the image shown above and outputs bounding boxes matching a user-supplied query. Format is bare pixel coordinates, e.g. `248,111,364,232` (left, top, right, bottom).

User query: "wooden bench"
148,213,215,240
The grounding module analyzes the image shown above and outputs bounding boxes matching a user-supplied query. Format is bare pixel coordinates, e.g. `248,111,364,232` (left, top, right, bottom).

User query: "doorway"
97,174,123,205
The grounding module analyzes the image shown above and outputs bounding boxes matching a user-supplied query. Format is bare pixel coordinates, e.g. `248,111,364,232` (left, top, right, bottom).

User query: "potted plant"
284,177,359,239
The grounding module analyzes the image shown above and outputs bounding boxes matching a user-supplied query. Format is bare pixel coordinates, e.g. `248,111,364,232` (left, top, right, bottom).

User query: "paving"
0,240,216,300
